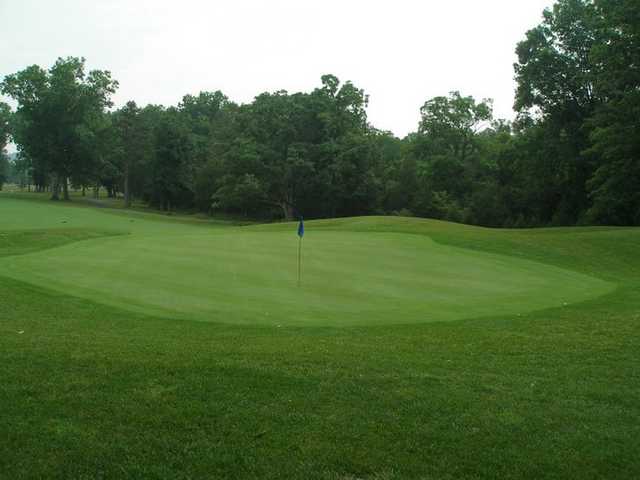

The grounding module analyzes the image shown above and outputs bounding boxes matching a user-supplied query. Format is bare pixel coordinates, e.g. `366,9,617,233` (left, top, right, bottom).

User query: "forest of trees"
1,0,638,226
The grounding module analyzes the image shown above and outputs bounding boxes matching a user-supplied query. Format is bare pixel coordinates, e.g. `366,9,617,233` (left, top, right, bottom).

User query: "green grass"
1,194,639,479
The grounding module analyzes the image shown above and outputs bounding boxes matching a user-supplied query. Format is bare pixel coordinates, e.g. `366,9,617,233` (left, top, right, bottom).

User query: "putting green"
0,198,613,326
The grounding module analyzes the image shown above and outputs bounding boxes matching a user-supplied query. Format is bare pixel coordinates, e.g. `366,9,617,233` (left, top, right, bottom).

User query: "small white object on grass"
18,330,24,334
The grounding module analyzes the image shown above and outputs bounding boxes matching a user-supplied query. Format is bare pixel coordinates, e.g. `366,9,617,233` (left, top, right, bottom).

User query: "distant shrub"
394,208,414,217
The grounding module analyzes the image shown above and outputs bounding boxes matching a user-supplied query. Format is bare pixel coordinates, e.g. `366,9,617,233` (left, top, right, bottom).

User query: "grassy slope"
1,195,639,479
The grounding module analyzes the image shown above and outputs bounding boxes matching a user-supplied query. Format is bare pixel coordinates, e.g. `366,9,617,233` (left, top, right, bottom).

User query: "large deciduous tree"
405,92,493,220
146,107,195,211
585,0,640,224
514,0,602,223
418,92,492,164
1,57,118,200
213,75,373,220
110,101,155,207
513,0,640,225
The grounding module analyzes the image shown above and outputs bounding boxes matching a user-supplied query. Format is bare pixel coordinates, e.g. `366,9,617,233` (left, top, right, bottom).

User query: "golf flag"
297,216,304,237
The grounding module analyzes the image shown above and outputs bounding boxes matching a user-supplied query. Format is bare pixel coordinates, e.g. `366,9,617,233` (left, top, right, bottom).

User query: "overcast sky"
1,0,554,144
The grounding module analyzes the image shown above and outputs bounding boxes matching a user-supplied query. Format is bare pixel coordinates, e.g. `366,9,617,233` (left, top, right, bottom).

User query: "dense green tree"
109,101,155,206
244,91,317,218
514,0,601,117
510,0,640,225
212,76,373,220
584,0,640,224
146,107,195,211
418,92,492,162
513,0,604,223
403,92,493,220
1,57,117,200
180,91,232,162
369,131,408,213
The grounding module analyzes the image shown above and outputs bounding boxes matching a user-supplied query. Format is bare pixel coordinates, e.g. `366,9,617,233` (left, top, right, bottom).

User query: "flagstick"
297,236,302,287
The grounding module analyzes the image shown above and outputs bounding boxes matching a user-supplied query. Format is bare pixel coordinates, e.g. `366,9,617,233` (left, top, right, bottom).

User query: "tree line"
1,0,638,226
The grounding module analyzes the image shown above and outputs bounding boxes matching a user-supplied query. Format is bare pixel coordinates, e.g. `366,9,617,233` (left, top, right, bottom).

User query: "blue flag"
297,216,304,237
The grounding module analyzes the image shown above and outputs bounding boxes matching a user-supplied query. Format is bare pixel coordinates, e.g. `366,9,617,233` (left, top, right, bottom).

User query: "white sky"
1,0,554,147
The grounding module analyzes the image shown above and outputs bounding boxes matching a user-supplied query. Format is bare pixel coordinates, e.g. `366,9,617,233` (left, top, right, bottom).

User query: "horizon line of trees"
1,0,638,226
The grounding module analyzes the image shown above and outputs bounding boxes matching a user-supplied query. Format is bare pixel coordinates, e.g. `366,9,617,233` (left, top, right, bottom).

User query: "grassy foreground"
1,194,639,479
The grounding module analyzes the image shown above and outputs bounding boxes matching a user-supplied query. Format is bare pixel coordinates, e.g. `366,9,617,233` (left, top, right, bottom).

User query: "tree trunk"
51,174,60,201
124,161,131,208
281,202,294,220
62,177,69,201
82,186,86,196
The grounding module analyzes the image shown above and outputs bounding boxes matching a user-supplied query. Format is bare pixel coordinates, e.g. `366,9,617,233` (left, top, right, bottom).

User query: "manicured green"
1,194,639,479
0,198,613,326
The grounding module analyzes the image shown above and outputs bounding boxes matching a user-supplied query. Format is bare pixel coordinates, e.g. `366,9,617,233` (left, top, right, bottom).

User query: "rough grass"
1,194,639,479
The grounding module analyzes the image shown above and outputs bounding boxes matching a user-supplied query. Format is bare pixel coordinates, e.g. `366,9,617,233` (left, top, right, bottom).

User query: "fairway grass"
1,194,639,479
